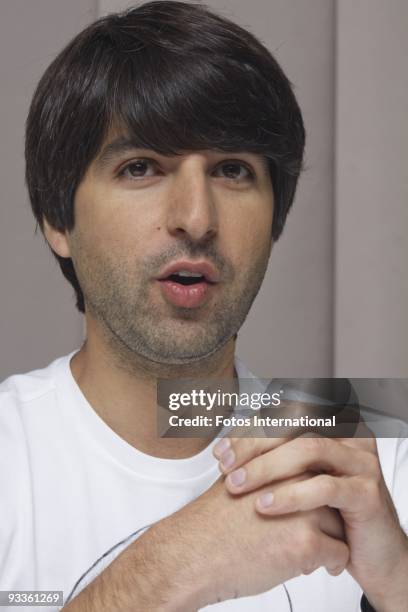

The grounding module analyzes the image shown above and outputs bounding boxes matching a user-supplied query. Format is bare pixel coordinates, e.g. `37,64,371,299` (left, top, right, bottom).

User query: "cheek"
220,200,273,266
74,187,159,255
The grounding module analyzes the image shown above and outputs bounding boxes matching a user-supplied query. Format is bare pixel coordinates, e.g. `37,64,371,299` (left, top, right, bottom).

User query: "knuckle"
355,478,380,512
364,453,381,478
286,488,299,509
316,474,336,498
362,478,379,498
240,437,259,458
326,545,349,576
301,543,321,575
300,435,329,459
365,432,377,452
326,566,344,577
227,437,246,463
282,525,324,576
228,436,238,448
251,454,270,482
301,563,318,576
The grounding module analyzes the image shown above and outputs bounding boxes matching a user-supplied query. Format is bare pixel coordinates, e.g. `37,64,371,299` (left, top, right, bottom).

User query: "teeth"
175,270,204,277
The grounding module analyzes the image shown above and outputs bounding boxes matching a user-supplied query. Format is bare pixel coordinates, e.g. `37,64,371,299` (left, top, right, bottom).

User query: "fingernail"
227,468,246,487
257,493,274,508
220,449,235,470
213,438,231,458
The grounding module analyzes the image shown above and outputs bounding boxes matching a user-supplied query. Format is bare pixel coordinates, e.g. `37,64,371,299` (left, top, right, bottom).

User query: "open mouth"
156,261,220,308
157,271,217,308
165,272,213,286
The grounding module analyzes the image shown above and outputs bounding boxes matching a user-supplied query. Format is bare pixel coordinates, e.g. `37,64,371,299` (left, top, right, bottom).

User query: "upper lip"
156,260,220,283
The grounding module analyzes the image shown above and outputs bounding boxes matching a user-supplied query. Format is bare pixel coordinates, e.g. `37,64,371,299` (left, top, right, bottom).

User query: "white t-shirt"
0,350,407,612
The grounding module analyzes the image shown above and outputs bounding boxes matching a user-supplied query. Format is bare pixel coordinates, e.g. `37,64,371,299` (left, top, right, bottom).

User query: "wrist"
129,516,210,611
362,542,408,612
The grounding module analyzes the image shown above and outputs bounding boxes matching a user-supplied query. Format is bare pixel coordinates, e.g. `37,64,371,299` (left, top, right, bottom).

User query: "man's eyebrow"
94,137,143,170
94,136,270,174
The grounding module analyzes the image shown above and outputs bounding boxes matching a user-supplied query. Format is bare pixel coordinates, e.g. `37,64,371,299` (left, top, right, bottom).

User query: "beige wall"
0,0,97,379
1,1,406,380
335,0,408,376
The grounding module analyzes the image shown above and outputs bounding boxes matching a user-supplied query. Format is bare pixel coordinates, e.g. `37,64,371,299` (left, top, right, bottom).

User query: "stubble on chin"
73,236,271,377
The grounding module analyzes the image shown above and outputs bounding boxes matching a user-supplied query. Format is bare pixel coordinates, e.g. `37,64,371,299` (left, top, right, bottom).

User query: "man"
1,1,407,611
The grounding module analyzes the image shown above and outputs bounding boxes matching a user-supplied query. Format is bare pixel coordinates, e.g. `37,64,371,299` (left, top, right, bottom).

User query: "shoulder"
0,351,76,462
0,359,59,405
0,351,77,408
0,352,76,513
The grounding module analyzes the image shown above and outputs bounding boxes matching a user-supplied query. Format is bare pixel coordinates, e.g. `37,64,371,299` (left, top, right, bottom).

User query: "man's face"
65,133,274,364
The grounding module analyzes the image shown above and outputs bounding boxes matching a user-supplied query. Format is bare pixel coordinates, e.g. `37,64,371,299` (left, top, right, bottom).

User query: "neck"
70,317,237,459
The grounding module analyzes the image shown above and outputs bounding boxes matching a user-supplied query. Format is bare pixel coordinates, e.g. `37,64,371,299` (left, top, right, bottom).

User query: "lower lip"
157,279,215,308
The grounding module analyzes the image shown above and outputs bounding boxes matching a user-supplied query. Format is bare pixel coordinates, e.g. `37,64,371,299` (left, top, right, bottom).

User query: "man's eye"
216,162,254,181
117,159,254,181
118,159,157,179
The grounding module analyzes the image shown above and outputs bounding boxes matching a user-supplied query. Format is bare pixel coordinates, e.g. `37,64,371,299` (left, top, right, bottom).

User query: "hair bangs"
109,47,281,158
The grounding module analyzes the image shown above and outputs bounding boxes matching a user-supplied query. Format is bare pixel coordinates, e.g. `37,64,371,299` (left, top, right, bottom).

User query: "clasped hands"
212,405,408,612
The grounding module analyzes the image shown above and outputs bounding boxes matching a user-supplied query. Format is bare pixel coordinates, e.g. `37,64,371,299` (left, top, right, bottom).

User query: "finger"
224,435,380,494
255,474,381,519
213,435,288,471
325,565,347,577
319,533,350,576
213,398,316,465
213,411,377,470
322,536,350,576
317,508,345,541
297,531,349,577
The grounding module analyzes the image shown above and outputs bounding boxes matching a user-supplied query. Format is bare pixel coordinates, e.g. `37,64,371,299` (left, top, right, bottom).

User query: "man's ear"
42,218,71,258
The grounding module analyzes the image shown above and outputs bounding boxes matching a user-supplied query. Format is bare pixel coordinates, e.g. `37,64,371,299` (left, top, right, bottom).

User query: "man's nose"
165,165,218,243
